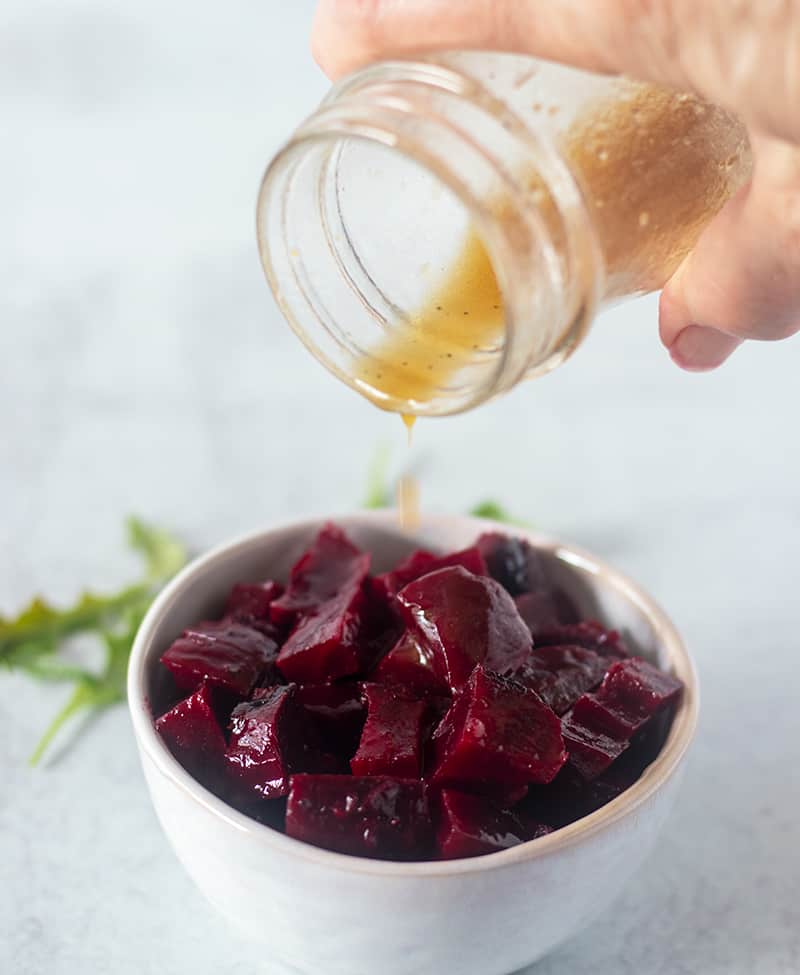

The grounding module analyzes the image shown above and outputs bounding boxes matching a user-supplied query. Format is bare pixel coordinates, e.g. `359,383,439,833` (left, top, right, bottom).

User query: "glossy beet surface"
153,523,683,861
397,566,532,693
285,774,432,860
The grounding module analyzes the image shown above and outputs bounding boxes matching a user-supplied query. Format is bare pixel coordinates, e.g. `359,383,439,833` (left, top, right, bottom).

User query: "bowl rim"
128,510,699,877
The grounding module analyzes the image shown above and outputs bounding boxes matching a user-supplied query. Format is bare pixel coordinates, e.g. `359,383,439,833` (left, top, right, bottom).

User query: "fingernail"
669,325,742,371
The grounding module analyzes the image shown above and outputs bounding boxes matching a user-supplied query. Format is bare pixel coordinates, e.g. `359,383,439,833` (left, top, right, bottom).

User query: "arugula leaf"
363,443,392,509
127,516,187,583
0,519,186,765
469,500,531,527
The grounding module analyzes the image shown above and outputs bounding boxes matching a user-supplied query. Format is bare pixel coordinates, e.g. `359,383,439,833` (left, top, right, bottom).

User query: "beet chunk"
598,657,683,717
285,774,432,860
430,666,567,793
225,581,284,622
560,713,629,779
372,545,488,604
270,523,370,626
561,658,682,780
296,683,366,759
397,567,532,693
372,630,450,696
155,682,227,788
351,684,427,778
276,578,367,683
532,620,628,658
225,684,319,798
436,789,549,859
160,620,279,697
513,644,609,715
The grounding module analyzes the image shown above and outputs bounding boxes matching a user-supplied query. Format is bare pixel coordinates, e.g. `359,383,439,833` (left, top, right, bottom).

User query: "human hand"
312,1,800,371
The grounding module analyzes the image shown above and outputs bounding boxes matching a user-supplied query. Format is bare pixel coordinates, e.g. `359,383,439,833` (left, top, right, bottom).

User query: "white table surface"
2,2,799,973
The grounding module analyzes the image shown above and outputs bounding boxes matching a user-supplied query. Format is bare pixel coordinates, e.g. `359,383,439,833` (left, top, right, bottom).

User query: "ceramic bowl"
128,511,698,975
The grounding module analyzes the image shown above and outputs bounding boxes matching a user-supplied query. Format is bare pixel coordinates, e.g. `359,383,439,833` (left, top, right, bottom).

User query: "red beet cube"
285,774,432,860
514,644,609,715
296,682,366,759
570,692,643,739
598,657,683,717
351,684,427,778
397,567,532,693
155,682,227,787
561,659,682,780
225,580,284,621
430,666,567,793
276,579,367,684
270,524,370,626
436,789,534,859
532,620,628,658
225,684,309,798
372,630,450,696
160,620,279,697
560,712,629,779
372,545,488,604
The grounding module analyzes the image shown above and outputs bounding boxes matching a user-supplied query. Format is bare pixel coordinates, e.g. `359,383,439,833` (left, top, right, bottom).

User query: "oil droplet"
639,211,651,228
401,413,416,445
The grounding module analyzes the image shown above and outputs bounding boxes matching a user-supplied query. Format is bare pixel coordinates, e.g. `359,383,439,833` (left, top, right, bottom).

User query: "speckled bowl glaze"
128,511,698,975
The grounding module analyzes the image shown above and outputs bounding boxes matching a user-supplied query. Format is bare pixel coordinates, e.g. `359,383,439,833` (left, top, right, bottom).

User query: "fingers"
660,135,800,370
311,0,642,80
312,2,800,142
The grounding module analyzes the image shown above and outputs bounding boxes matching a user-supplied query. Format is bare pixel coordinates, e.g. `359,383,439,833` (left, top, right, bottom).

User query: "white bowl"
128,511,698,975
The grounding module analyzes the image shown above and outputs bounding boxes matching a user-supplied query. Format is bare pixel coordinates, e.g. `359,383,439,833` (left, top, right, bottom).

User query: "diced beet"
225,684,314,798
296,682,366,759
436,789,531,859
560,712,629,779
372,545,488,604
160,620,279,697
285,774,432,860
532,620,629,658
570,692,643,739
276,581,366,684
155,682,227,787
397,567,532,693
270,523,370,626
372,630,450,696
351,684,427,778
561,658,682,780
225,581,284,622
430,666,567,793
476,532,547,597
513,644,609,715
597,657,683,718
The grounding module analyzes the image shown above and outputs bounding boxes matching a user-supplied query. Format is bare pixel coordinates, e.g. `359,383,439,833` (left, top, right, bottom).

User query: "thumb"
659,135,800,371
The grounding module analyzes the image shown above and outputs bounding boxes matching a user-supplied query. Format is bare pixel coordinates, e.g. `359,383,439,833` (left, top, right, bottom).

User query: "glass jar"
257,53,751,417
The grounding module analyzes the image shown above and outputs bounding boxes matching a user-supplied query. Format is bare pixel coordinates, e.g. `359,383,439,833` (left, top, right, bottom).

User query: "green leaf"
0,518,187,766
363,443,393,509
127,516,187,583
469,500,531,528
0,586,148,667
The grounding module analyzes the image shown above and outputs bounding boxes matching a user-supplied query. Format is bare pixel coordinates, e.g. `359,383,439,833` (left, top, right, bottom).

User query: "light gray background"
2,2,799,973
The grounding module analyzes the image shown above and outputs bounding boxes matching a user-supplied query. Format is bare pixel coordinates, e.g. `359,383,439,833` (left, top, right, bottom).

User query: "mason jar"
257,53,751,417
